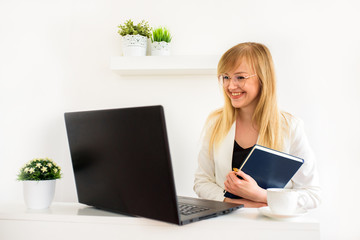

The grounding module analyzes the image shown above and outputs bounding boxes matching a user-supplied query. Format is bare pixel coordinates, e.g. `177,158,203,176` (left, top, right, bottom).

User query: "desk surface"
0,202,320,240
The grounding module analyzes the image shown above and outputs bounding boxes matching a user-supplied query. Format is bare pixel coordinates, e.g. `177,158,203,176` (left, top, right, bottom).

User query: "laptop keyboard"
178,203,209,216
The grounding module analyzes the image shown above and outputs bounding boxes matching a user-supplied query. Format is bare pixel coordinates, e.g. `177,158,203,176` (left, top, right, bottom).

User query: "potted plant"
151,27,172,56
117,19,152,56
17,158,62,209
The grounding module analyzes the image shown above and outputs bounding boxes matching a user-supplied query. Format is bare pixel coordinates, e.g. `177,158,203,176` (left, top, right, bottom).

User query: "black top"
232,141,254,170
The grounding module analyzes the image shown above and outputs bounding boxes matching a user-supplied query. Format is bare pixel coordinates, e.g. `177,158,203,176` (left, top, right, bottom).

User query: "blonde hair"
207,42,289,152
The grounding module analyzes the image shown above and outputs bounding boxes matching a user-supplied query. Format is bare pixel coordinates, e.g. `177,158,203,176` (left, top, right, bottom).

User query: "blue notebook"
224,144,304,199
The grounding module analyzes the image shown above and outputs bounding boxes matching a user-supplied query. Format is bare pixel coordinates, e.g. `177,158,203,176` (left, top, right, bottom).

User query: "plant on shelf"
117,19,152,56
118,19,152,38
18,158,62,209
18,158,62,181
151,27,172,43
151,27,172,56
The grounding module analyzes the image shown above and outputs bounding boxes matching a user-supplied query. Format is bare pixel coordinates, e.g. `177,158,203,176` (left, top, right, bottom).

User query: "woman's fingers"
229,171,242,182
225,171,244,193
235,170,250,181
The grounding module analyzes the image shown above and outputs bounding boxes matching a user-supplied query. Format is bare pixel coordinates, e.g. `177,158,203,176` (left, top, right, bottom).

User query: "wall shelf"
110,55,220,75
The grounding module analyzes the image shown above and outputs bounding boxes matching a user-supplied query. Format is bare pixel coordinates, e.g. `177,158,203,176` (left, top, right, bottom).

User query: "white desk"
0,202,320,240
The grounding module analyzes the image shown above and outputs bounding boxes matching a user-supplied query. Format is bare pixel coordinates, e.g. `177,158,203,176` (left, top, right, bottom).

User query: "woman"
193,42,321,208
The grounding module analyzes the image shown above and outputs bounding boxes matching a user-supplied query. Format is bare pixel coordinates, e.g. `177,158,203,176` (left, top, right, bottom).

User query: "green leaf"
17,158,62,181
151,27,172,43
117,19,152,38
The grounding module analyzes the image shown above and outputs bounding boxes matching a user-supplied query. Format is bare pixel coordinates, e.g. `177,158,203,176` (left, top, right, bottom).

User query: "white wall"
1,0,359,239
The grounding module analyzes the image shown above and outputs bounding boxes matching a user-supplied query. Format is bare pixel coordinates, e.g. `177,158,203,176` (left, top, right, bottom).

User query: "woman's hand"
224,170,267,203
224,197,267,208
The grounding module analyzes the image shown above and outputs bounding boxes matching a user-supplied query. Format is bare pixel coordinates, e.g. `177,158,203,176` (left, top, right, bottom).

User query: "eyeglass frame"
218,73,257,87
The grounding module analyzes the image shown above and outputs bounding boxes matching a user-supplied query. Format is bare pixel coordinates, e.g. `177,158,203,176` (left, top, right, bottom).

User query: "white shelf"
110,55,220,75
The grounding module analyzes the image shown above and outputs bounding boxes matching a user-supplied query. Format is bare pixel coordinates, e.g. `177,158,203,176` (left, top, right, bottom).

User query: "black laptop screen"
64,106,180,224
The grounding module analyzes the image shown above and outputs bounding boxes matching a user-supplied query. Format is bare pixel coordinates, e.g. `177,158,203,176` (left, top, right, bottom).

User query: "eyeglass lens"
220,75,247,87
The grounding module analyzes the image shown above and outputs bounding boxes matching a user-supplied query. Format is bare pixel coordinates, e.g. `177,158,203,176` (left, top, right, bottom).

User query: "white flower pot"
23,180,56,209
122,34,148,56
151,41,171,56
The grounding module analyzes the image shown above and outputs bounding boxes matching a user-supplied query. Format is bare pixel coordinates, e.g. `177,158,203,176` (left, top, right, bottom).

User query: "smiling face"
223,60,261,112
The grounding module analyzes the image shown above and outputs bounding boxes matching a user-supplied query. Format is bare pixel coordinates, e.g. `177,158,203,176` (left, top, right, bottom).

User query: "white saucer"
258,207,307,220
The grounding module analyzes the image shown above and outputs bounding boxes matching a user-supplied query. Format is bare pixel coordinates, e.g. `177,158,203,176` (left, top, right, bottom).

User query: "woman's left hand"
224,170,267,203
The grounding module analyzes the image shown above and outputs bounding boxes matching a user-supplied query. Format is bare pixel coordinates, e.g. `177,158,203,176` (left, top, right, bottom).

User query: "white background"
0,0,359,239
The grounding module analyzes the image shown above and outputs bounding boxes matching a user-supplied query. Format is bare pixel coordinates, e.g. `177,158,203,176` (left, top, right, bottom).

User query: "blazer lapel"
213,122,236,188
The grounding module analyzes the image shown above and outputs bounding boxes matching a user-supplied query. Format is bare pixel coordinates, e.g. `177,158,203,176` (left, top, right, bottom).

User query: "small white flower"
24,168,29,173
29,168,35,174
47,163,52,168
53,168,58,173
41,167,47,173
36,163,42,168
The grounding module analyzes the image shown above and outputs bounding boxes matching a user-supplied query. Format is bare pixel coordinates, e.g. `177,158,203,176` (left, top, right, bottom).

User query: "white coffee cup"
267,188,307,215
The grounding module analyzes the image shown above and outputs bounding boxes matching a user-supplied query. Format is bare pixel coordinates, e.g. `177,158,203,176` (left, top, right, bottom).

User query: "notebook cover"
224,145,304,199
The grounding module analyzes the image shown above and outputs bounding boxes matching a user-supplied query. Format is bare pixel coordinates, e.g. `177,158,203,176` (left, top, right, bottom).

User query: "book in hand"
224,144,304,199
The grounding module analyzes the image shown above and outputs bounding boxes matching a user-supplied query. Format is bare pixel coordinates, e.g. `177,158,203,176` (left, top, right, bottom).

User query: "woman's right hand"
224,197,267,208
224,170,267,203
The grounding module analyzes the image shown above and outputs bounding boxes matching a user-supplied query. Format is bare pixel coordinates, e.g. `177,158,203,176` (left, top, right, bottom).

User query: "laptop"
64,105,243,225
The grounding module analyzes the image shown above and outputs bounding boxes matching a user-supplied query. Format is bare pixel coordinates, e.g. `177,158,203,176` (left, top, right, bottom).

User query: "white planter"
151,41,171,56
122,34,148,56
23,180,56,209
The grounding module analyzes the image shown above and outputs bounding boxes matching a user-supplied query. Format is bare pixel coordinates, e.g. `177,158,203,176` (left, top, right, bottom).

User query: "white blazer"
193,115,322,209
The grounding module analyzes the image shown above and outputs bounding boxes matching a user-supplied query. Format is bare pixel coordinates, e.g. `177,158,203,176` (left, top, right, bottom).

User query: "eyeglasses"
218,74,257,88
